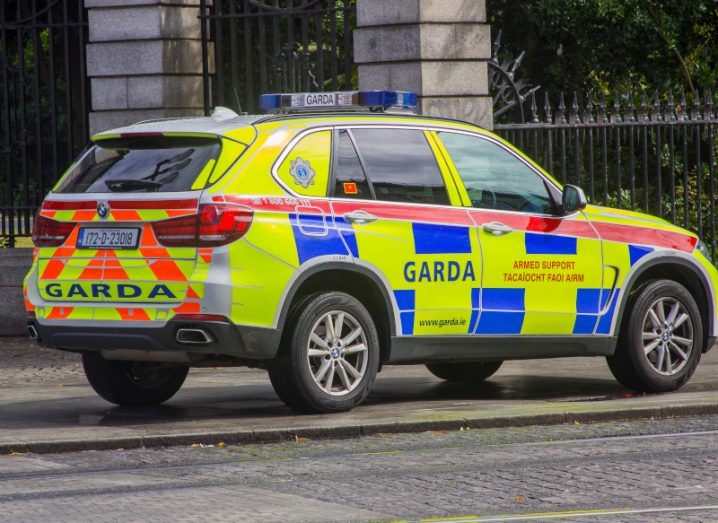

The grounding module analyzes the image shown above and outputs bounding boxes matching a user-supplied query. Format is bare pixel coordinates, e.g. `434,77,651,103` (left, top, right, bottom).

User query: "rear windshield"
55,137,221,193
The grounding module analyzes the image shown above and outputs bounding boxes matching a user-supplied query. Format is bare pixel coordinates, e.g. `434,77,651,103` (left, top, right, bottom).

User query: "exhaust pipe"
27,325,39,340
176,328,213,345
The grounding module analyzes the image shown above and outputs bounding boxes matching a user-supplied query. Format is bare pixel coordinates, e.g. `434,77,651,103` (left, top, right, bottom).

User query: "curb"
4,401,718,455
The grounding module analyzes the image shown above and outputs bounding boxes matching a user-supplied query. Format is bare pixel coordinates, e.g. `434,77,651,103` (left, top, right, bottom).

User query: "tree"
488,0,718,96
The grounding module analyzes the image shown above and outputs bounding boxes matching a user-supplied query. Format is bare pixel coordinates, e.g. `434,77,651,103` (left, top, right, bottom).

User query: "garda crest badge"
289,157,315,188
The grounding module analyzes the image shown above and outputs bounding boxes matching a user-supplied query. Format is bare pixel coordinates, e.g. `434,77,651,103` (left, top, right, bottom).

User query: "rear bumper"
28,318,282,360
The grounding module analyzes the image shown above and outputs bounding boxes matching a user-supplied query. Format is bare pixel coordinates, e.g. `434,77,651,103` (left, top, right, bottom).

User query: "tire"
268,291,380,413
606,279,702,393
82,352,189,407
268,292,317,408
426,361,503,383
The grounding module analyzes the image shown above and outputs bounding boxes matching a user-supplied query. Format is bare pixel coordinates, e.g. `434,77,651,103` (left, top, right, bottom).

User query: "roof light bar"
259,90,417,113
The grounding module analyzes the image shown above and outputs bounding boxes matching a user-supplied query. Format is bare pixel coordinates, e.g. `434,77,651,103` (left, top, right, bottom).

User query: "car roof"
92,113,266,140
92,108,483,141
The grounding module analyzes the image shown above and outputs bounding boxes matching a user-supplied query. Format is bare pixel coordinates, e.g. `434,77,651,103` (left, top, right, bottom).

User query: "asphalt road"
3,415,718,522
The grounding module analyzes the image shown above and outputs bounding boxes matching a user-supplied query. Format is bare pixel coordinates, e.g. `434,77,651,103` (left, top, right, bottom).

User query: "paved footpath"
3,415,718,522
3,337,718,452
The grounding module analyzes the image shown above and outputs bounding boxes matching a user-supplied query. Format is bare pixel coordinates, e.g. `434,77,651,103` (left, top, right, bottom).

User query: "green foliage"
0,236,34,249
602,189,633,210
488,0,718,95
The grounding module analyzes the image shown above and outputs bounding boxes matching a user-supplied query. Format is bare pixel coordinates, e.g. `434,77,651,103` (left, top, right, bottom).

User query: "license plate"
77,227,140,249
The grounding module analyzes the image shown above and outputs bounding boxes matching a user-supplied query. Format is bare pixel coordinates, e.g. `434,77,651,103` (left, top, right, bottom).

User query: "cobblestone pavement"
5,336,718,454
3,415,718,522
0,337,82,386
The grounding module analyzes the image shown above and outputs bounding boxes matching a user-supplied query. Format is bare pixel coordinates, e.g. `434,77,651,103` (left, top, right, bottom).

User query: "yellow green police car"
24,90,718,413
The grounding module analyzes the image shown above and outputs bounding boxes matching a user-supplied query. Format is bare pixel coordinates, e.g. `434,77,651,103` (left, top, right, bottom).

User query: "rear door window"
55,137,222,194
331,129,372,200
349,128,450,205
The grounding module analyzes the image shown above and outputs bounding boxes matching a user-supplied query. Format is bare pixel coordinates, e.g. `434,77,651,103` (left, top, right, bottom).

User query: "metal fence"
199,0,356,115
495,90,718,260
0,0,89,246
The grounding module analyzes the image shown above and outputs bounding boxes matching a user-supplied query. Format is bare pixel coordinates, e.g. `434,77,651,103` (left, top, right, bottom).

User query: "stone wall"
0,250,33,336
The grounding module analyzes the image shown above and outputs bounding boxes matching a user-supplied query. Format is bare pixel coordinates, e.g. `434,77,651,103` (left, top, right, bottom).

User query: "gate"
199,0,356,115
494,90,718,261
0,0,89,246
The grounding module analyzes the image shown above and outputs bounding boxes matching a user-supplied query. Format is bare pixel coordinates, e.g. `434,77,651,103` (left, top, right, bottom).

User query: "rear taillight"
151,214,197,247
152,204,253,247
198,203,253,246
32,214,75,247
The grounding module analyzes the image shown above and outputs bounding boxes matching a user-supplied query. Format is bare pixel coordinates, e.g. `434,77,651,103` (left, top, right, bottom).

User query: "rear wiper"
105,179,162,191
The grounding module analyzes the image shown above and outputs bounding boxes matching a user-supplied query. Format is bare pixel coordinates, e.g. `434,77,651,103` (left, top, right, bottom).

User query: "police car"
25,90,718,413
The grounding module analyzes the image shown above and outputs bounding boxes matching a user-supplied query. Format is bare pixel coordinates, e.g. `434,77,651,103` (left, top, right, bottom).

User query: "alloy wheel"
641,297,694,376
307,310,369,396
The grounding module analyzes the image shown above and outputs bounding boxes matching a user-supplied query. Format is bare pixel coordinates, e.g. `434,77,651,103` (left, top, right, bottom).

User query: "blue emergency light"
259,90,417,113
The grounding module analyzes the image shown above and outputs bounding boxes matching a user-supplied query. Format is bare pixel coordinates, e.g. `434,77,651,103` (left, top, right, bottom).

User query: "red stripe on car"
332,201,474,226
593,222,697,252
223,195,697,251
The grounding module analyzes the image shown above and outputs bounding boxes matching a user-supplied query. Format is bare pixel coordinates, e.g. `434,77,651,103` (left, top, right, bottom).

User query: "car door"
330,126,480,336
434,130,604,336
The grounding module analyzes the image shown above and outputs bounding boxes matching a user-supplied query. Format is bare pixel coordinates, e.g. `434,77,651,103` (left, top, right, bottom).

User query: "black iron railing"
0,0,89,246
199,0,356,115
495,90,718,260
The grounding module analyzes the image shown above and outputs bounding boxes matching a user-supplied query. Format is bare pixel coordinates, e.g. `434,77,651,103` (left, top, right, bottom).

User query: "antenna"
233,87,245,115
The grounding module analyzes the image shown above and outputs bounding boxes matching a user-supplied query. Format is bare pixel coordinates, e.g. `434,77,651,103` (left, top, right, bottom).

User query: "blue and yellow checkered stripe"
388,233,656,337
285,206,657,338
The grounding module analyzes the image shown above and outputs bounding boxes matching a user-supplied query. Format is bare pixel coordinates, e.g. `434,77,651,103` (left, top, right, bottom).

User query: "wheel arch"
275,261,398,364
612,254,716,351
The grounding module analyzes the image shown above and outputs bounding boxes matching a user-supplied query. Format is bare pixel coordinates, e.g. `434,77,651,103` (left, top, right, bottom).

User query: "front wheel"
606,279,702,393
268,291,380,413
426,361,503,383
82,352,189,406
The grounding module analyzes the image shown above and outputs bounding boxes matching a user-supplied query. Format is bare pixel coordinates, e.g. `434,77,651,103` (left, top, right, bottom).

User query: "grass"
0,237,34,248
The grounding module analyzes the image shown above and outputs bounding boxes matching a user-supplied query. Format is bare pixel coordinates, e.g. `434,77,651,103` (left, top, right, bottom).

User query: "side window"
437,132,553,214
331,129,372,199
276,130,331,197
350,128,450,205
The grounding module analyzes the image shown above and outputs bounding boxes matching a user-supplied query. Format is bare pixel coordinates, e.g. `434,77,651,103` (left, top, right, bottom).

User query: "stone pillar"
0,249,33,336
354,0,492,129
85,0,212,134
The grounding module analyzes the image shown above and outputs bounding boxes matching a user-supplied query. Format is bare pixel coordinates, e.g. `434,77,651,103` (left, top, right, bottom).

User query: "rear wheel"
268,291,380,413
606,279,702,393
82,352,189,406
426,361,503,383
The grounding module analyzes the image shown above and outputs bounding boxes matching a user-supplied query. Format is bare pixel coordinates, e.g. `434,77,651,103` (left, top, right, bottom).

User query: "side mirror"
562,184,587,214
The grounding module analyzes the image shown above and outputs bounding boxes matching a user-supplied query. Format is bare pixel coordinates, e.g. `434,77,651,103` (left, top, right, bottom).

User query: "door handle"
482,221,514,236
343,210,378,225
